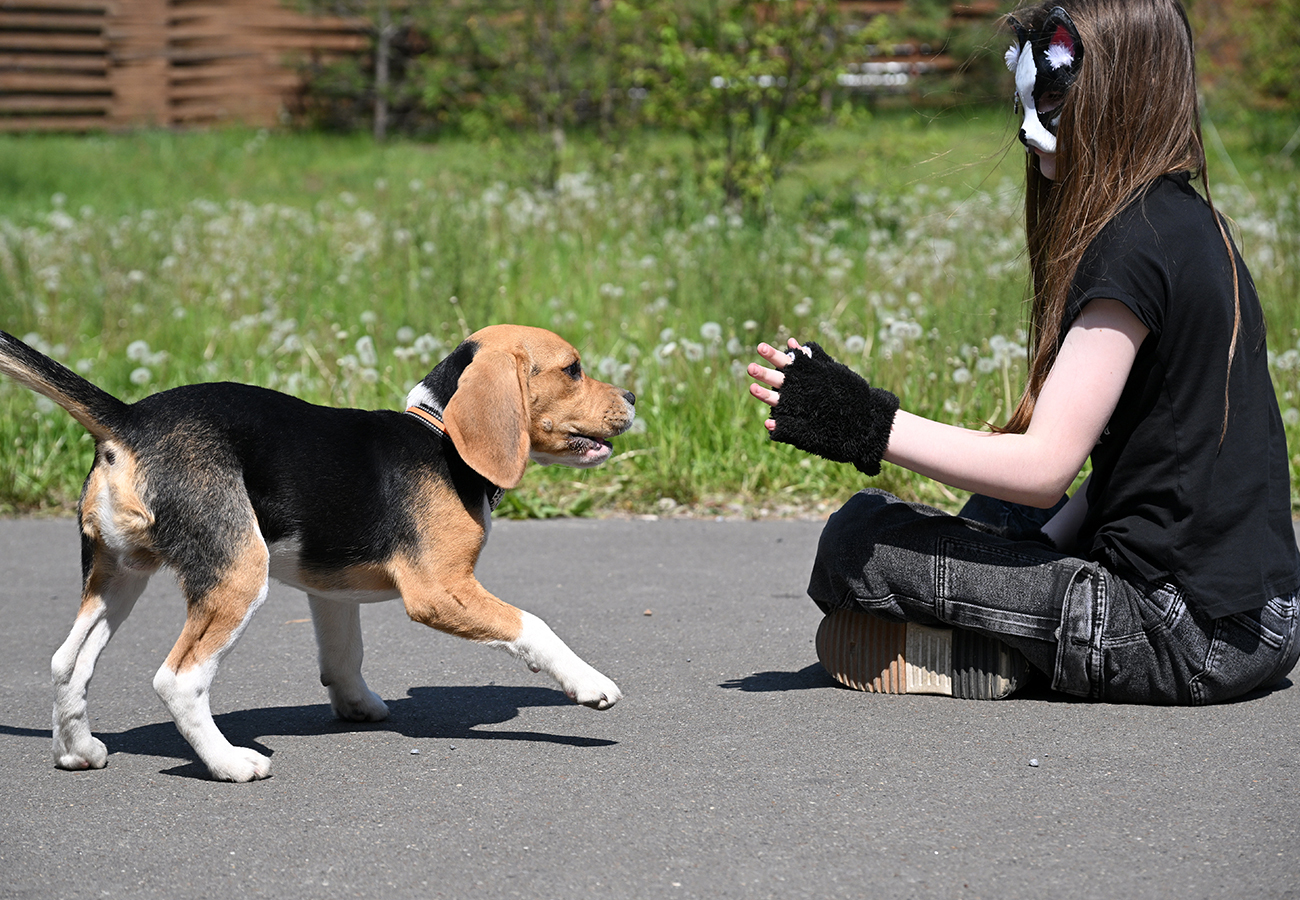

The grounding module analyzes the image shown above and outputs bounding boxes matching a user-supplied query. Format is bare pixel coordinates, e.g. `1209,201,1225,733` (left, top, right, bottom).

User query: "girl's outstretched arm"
748,297,1148,508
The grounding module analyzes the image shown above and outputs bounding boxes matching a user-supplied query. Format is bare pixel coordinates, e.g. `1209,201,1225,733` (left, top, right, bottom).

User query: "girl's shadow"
720,664,1295,704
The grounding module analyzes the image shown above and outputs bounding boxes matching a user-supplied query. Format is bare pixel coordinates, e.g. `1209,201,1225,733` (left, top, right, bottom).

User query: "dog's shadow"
0,684,614,780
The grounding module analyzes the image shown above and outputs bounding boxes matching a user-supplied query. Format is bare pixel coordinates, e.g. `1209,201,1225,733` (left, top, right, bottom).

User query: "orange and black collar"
405,405,447,437
404,404,507,512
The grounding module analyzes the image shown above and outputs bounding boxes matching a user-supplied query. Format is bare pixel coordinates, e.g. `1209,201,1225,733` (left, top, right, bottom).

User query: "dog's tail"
0,331,129,441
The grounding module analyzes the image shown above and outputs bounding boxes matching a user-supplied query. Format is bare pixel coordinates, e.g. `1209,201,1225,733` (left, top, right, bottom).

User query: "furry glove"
770,342,899,476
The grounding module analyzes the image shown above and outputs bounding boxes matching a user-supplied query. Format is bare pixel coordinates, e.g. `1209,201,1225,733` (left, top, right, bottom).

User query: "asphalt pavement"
1,515,1297,900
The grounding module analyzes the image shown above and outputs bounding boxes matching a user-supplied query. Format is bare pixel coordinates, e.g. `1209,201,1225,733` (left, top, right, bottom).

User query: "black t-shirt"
1062,173,1299,617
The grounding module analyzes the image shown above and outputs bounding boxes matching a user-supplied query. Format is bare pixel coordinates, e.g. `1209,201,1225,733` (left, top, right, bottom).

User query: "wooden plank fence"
0,0,367,130
1,0,1005,132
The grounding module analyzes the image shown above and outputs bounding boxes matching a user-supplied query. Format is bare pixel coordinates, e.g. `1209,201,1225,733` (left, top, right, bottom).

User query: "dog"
0,324,635,781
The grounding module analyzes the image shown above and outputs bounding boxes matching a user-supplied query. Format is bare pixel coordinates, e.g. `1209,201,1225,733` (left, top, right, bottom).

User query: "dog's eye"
563,361,583,380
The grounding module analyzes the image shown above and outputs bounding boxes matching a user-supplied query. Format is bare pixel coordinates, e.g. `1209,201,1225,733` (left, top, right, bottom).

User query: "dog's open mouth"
567,433,613,465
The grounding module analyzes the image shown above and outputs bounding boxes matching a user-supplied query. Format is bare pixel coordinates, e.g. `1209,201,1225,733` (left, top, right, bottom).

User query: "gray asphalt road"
1,515,1296,900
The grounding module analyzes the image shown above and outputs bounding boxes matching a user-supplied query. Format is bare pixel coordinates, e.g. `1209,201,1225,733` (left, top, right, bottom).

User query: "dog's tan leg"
307,596,389,722
395,560,622,710
152,530,272,782
51,549,152,770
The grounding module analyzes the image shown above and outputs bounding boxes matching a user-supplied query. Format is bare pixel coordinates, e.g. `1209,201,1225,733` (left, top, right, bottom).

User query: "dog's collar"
404,405,507,512
405,404,448,437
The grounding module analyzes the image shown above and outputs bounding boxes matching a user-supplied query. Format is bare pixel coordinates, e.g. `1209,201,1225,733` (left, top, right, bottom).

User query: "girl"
747,0,1300,704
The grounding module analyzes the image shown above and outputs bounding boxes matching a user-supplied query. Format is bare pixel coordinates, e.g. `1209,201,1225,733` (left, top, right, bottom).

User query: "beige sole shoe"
816,609,1028,700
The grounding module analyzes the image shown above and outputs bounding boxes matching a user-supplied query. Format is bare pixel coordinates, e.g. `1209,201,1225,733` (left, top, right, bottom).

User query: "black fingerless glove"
770,341,899,476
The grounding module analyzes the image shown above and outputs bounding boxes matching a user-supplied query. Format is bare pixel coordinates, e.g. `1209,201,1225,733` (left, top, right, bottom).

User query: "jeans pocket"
1194,593,1300,704
934,536,1073,641
1137,583,1188,630
1258,592,1300,688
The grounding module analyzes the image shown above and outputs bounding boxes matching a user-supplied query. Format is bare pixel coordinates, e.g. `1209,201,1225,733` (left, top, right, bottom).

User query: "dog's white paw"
207,747,272,782
328,686,390,722
54,736,108,770
567,671,623,710
505,612,623,710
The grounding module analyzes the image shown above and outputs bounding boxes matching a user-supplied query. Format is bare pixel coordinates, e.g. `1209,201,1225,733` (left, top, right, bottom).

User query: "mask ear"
1040,7,1084,74
442,348,530,489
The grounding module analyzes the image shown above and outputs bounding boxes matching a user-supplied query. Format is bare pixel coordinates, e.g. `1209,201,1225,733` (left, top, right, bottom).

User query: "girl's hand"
747,339,809,432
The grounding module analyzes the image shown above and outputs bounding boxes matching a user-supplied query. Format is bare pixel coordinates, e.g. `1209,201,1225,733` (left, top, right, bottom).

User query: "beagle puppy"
0,325,635,782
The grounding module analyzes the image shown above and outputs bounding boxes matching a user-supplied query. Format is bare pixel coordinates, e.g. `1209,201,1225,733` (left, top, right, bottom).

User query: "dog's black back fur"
1,330,494,585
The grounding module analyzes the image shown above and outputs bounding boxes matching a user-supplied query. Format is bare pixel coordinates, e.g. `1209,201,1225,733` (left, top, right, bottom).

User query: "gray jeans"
808,489,1300,705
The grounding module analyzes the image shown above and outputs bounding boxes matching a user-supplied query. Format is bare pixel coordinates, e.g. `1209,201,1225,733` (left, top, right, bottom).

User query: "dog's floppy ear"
442,347,530,489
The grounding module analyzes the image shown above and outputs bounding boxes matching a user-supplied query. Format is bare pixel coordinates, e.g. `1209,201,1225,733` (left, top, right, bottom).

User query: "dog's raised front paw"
568,672,623,710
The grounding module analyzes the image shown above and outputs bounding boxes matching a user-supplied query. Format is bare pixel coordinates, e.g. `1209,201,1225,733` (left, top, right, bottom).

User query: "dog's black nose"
623,390,636,406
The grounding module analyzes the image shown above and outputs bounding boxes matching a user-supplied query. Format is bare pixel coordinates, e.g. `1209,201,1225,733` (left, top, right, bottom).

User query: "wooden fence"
1,0,1005,133
0,0,367,131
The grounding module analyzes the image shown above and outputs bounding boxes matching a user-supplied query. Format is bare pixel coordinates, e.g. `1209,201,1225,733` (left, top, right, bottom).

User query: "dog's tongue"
572,434,613,462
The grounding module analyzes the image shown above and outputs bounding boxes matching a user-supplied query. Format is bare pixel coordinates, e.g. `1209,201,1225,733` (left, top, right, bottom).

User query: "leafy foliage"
297,1,1000,207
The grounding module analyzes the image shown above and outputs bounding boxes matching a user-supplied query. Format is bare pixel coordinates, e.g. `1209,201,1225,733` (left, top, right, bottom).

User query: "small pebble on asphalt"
1029,758,1040,767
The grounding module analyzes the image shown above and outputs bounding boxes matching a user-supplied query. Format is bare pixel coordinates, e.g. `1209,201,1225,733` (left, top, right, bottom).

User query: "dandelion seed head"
413,334,442,357
129,367,152,385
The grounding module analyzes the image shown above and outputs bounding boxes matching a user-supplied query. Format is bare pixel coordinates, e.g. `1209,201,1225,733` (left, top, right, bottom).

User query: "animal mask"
1005,7,1084,155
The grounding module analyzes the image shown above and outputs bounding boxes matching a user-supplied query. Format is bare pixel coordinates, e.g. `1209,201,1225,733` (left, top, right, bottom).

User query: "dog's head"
407,325,635,489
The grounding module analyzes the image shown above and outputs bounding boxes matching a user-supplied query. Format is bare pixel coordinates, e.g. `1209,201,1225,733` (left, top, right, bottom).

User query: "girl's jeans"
808,489,1300,705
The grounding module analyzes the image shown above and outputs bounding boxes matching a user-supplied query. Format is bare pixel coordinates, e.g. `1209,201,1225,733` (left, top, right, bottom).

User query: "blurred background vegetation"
0,0,1296,518
291,1,1299,165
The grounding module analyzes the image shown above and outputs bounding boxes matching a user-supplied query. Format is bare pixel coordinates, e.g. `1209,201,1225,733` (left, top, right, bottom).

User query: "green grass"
1,108,1297,517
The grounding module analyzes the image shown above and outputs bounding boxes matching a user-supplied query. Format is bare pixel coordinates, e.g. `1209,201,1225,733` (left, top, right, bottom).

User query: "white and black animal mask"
1005,7,1084,155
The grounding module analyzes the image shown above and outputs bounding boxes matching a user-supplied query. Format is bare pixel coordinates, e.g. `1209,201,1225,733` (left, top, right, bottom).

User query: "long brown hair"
1000,0,1240,438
